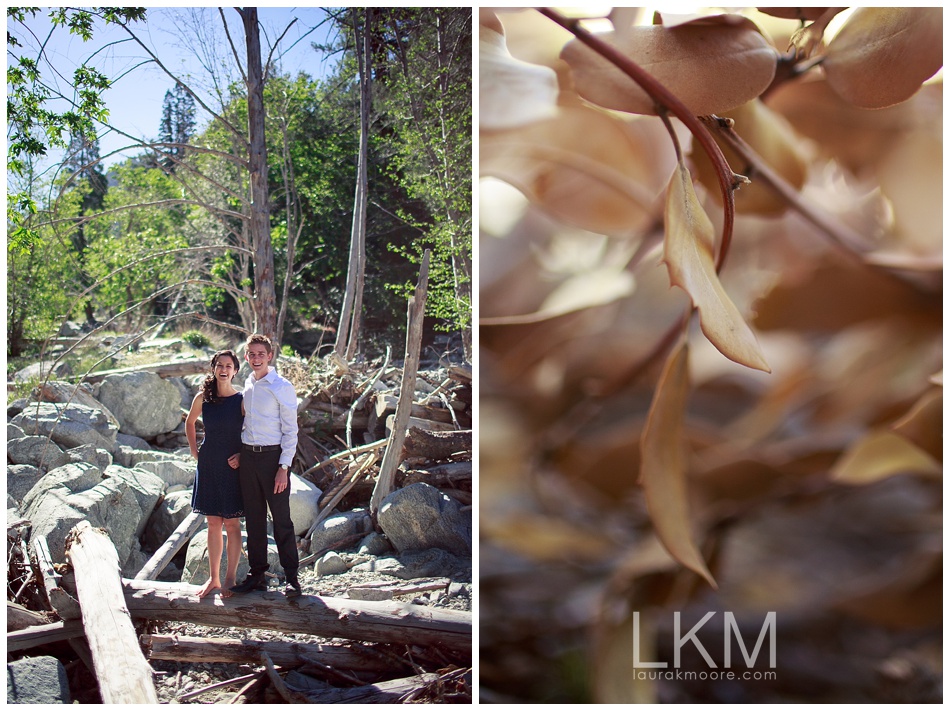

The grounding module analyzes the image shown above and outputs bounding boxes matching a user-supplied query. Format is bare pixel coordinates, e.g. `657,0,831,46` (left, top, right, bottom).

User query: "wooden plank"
122,578,471,653
66,521,159,704
135,511,205,581
141,634,391,675
7,620,86,652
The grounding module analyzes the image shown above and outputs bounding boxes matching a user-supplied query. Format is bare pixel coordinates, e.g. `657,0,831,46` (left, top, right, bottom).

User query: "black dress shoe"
284,578,302,598
230,574,266,594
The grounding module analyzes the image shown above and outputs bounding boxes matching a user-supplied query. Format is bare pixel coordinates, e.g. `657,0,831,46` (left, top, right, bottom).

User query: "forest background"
7,7,472,366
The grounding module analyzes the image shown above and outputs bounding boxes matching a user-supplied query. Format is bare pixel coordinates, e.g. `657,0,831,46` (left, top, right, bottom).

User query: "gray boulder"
314,551,348,576
103,465,167,538
10,402,118,452
116,432,153,450
358,531,393,556
7,464,44,505
23,461,160,564
351,549,469,580
12,360,72,383
97,371,183,438
133,457,195,489
309,509,372,555
31,380,120,427
62,443,113,470
7,423,26,440
7,436,69,472
144,489,194,551
7,656,71,704
288,474,322,536
377,483,471,556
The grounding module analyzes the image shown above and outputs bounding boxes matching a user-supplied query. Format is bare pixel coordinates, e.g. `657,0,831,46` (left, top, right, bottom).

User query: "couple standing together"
185,334,301,599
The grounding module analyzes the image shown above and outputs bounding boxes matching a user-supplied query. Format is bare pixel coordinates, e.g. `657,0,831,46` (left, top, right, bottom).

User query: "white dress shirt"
241,366,298,469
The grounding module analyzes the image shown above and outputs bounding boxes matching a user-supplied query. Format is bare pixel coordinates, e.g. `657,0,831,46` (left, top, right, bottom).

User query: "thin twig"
538,7,742,270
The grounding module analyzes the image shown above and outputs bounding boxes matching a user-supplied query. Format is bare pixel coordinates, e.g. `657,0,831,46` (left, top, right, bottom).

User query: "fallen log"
142,634,392,675
297,671,440,703
66,521,159,704
135,511,205,581
122,578,471,653
7,619,86,652
31,534,82,619
403,427,472,461
7,601,51,631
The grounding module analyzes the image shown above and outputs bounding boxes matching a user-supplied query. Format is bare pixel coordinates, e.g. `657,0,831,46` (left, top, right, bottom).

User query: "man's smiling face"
246,344,272,373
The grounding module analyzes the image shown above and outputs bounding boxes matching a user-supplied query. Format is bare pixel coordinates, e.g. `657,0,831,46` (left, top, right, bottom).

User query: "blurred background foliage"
479,7,942,703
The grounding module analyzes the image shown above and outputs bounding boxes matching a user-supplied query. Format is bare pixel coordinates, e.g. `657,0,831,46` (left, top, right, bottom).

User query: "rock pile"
7,348,473,703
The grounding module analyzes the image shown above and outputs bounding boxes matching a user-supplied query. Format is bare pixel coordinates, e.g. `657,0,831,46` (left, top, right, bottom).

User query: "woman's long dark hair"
201,350,241,403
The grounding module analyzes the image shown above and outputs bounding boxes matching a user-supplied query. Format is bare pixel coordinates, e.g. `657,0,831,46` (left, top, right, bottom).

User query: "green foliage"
6,7,147,249
181,330,211,348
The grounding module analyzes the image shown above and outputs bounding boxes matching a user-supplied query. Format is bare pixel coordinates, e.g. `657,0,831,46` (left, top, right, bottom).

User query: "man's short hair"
246,333,273,354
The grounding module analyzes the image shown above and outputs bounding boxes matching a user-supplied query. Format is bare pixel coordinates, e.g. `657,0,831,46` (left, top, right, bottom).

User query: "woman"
185,349,245,598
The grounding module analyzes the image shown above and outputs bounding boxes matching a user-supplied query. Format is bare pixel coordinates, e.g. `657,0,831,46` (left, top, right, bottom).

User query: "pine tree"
158,82,196,172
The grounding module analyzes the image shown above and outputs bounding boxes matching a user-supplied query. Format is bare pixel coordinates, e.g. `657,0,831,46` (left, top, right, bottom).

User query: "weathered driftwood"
122,578,471,653
7,619,86,652
7,601,50,631
448,363,472,385
300,438,387,479
297,672,441,703
403,427,472,461
135,511,205,581
142,634,392,675
308,451,378,539
31,534,82,619
370,251,430,515
66,521,159,704
77,358,207,383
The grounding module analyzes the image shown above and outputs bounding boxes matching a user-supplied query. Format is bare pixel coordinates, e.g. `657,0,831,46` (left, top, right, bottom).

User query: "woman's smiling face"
213,354,239,381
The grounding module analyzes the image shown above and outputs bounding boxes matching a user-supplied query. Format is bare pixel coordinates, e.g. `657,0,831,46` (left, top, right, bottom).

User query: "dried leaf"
560,21,777,116
824,7,943,109
639,340,717,588
481,105,676,237
663,162,770,372
537,268,635,320
692,99,808,216
830,429,942,484
891,389,943,461
480,22,559,131
757,7,842,22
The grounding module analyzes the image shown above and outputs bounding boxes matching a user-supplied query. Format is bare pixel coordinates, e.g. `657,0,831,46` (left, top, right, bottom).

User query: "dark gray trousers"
238,448,298,578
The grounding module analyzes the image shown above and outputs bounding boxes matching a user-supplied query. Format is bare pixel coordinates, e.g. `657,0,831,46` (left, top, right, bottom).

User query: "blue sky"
11,7,341,169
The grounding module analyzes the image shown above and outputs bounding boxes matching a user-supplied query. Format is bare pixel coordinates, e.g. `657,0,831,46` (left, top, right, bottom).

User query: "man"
229,334,302,597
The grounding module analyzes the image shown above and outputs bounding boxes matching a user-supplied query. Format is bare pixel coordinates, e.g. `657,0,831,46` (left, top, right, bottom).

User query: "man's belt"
243,443,281,453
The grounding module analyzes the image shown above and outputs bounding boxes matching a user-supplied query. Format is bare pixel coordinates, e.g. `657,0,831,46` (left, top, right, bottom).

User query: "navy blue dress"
191,392,245,518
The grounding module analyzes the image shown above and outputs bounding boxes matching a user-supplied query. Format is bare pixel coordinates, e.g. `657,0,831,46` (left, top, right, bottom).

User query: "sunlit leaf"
891,389,942,460
639,339,717,588
481,105,676,237
756,7,842,22
830,429,942,484
663,162,770,372
692,99,807,216
824,7,943,109
480,21,559,131
560,20,777,116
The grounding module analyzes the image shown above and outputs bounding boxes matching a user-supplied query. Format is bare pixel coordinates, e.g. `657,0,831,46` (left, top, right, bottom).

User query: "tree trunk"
336,7,372,359
66,521,159,704
239,8,278,341
370,251,430,515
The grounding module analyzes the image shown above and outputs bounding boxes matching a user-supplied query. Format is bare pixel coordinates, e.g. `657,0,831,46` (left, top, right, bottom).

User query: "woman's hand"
228,453,241,470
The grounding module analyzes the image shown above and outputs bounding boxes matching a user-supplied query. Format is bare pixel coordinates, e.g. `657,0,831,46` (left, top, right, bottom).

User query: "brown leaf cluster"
479,6,942,704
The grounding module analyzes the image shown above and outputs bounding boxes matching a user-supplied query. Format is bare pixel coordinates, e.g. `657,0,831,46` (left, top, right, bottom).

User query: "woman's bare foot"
196,578,220,599
221,577,236,598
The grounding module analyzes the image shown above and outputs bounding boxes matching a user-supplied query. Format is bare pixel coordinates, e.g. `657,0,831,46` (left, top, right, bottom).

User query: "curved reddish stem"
538,7,738,271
